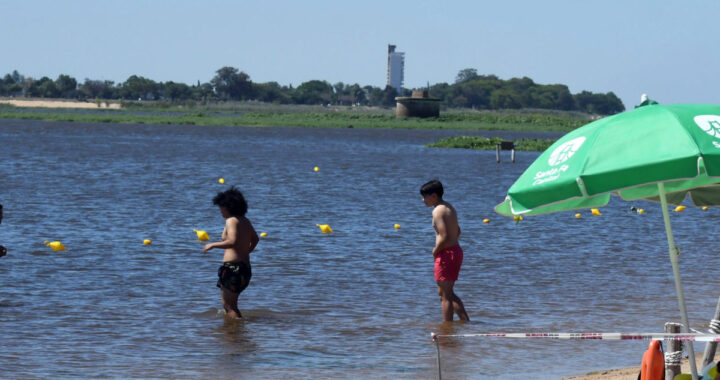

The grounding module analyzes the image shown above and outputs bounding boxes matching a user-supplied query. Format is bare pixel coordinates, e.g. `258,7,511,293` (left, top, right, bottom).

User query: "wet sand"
569,354,714,379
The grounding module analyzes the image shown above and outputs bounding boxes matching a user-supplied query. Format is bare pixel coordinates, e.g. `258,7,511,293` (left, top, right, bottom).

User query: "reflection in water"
216,316,255,353
1,120,720,379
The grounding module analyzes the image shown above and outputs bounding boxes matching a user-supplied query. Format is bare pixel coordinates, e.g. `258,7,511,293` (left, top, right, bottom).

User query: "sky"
2,0,718,109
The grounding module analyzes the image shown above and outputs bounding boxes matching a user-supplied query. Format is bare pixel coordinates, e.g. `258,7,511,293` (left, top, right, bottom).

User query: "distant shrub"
426,136,556,151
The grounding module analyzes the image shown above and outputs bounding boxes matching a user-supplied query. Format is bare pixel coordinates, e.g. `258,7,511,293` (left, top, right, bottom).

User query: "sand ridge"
0,99,120,109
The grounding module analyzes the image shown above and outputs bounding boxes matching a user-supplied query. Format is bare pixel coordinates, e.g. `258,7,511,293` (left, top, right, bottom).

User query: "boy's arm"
432,208,449,258
248,222,259,253
203,218,238,253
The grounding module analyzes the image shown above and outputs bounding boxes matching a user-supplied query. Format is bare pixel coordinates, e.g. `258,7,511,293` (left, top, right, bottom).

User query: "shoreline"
0,98,588,133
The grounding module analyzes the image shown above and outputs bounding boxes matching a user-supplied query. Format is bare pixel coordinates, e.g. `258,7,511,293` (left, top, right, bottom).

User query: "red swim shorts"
434,245,463,282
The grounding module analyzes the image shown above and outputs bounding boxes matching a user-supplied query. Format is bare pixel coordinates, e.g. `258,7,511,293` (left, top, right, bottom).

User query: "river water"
1,119,719,379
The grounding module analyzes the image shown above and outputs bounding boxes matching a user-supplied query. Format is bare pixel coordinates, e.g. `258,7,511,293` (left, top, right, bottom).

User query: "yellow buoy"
143,239,152,245
674,205,686,212
638,209,645,214
193,229,210,241
591,208,601,216
575,213,582,218
394,224,401,229
260,232,268,237
702,206,709,211
316,224,333,233
44,240,66,251
483,218,490,224
218,178,225,184
314,166,319,172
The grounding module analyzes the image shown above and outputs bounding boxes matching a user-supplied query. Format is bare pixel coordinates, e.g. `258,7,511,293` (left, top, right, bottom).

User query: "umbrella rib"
575,177,590,198
617,157,720,203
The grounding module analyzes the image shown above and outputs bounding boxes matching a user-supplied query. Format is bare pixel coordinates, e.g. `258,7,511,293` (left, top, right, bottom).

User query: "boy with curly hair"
203,187,259,318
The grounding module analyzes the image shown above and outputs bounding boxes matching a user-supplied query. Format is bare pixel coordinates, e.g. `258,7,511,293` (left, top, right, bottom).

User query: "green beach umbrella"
495,103,720,379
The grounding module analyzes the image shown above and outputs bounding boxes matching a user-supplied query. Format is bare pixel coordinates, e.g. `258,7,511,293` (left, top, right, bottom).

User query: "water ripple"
1,120,719,379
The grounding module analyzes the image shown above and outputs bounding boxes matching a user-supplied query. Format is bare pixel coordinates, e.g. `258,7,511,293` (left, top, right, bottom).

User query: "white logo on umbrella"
548,137,586,166
694,115,720,139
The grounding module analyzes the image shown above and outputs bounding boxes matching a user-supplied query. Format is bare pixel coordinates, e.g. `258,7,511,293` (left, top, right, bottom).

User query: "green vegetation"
426,136,557,151
0,66,625,115
435,69,625,114
0,102,590,132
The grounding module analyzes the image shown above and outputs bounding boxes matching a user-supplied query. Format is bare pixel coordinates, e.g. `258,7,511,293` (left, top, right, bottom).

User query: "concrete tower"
387,45,405,94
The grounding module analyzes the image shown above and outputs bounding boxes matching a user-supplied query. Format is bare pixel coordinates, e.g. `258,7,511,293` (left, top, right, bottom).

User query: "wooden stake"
665,322,682,380
702,296,720,368
432,333,442,380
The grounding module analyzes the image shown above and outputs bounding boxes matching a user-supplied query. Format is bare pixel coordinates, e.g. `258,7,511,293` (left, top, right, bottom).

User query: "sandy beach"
0,98,120,109
568,354,716,379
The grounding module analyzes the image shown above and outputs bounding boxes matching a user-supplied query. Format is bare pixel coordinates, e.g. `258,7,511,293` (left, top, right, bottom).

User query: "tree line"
432,68,624,114
0,67,625,114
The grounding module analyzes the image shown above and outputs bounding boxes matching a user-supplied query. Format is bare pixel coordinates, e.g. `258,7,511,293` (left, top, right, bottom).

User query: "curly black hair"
212,186,248,217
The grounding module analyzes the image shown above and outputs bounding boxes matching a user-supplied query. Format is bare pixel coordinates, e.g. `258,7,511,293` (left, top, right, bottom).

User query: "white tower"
387,45,405,94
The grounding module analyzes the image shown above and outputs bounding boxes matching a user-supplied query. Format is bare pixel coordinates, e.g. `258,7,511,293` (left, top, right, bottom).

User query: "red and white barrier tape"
431,332,720,342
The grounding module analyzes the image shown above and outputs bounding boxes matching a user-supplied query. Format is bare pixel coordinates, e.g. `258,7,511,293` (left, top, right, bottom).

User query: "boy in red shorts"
420,180,469,322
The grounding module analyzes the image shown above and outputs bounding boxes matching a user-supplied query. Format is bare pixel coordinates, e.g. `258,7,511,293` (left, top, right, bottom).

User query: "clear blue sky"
2,0,718,109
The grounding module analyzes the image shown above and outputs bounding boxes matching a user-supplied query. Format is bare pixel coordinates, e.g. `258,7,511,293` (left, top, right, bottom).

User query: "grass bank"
0,101,592,132
426,136,556,151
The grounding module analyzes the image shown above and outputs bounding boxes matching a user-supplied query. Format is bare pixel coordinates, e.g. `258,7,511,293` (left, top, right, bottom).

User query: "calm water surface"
1,120,720,379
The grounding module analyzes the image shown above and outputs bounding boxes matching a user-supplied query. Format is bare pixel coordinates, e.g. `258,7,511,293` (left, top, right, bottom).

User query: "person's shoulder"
233,216,254,227
437,201,455,211
432,203,450,216
441,201,458,212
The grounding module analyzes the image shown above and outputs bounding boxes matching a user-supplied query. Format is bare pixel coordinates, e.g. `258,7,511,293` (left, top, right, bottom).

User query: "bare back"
221,216,258,263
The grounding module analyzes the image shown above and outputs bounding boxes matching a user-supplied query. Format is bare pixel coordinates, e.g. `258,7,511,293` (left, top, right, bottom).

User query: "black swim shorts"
217,261,252,294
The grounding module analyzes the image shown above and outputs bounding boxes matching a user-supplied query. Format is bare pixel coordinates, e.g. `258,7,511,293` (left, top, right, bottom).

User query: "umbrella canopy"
495,104,720,380
496,104,720,216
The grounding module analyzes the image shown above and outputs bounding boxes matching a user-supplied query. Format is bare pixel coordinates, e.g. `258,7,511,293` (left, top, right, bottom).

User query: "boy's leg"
221,288,242,318
451,292,469,321
437,283,454,321
437,281,469,322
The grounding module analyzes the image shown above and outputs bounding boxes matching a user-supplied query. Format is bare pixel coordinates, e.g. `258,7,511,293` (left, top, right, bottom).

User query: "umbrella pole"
658,182,699,380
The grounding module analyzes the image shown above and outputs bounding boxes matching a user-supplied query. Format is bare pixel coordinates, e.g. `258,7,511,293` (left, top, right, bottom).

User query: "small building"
395,90,441,118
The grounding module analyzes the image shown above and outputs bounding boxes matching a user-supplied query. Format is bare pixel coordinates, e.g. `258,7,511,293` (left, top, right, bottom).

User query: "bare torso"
221,216,257,263
432,201,461,255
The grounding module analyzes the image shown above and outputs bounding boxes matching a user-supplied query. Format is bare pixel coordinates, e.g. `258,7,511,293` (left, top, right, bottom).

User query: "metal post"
432,333,442,380
658,182,699,380
665,322,683,380
702,297,720,368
